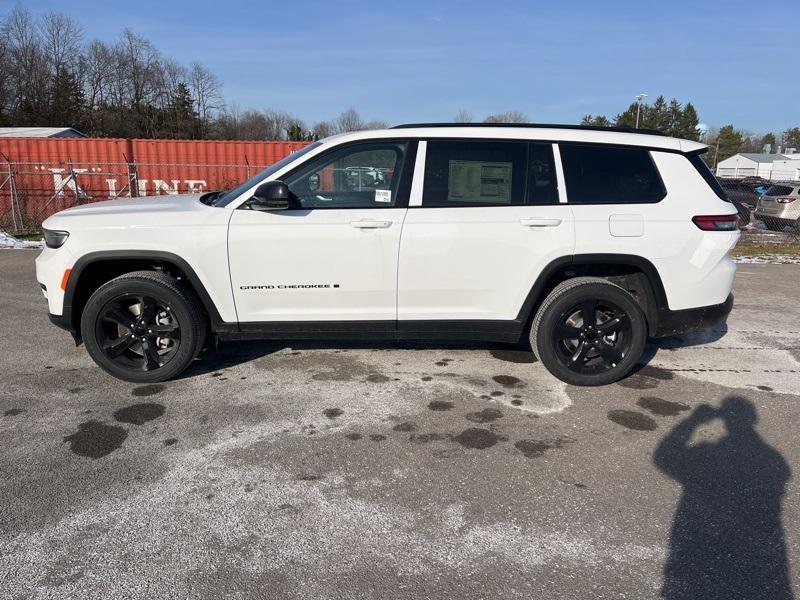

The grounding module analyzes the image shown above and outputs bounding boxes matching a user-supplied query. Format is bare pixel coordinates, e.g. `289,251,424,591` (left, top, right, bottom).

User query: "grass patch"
733,242,800,257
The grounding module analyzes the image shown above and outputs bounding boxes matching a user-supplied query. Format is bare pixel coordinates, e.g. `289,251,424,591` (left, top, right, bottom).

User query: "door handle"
350,220,392,229
519,218,562,227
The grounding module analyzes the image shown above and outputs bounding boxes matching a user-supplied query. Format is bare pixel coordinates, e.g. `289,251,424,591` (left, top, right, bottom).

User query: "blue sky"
11,0,800,132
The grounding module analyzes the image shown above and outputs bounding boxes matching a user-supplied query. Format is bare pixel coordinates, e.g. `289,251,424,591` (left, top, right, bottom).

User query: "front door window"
285,142,407,209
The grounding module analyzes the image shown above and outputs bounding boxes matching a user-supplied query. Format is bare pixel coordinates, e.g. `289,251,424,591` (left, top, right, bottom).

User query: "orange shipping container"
0,137,311,227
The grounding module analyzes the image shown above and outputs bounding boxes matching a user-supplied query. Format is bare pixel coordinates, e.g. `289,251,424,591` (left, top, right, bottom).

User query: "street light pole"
635,93,648,128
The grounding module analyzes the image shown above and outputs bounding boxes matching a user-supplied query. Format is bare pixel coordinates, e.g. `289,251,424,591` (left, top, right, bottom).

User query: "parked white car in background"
36,124,739,386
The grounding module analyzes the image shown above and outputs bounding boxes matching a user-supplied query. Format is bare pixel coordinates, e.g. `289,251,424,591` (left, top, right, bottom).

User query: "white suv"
35,124,739,386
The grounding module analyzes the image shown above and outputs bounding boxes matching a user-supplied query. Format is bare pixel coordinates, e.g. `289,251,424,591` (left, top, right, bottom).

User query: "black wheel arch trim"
60,250,225,336
515,253,669,334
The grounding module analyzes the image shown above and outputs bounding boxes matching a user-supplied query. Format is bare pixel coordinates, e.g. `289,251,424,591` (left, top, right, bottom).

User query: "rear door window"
560,144,666,204
422,140,527,206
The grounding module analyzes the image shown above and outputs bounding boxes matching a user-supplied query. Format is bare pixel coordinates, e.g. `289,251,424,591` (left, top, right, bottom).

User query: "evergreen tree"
714,125,743,165
760,132,776,152
581,114,612,127
677,103,700,140
783,127,800,151
598,96,700,138
286,120,313,141
165,82,198,138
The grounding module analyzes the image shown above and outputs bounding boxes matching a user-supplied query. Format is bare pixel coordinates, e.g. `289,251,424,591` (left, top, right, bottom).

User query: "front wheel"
530,277,647,386
81,271,207,383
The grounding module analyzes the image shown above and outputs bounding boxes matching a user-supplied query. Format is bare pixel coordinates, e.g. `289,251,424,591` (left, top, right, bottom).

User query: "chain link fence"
716,174,800,248
0,157,266,232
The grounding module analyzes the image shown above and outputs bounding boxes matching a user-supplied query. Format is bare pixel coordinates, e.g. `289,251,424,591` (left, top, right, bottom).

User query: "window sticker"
448,161,512,203
375,189,392,203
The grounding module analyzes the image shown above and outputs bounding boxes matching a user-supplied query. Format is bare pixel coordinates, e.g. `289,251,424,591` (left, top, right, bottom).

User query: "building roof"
0,127,86,138
738,153,791,163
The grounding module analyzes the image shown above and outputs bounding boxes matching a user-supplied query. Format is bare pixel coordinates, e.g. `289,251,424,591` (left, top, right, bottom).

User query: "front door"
228,140,414,324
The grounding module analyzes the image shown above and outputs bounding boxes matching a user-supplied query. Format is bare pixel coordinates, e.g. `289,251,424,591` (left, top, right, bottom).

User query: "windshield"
213,142,322,207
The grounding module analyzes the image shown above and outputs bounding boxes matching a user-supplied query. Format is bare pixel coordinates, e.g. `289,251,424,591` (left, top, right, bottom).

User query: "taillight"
692,215,738,231
777,197,796,204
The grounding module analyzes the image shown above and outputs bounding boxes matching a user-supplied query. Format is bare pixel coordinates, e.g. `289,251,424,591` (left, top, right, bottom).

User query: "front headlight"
43,229,69,249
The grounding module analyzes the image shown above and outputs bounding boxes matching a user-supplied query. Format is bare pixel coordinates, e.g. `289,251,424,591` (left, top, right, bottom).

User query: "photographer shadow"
653,396,794,599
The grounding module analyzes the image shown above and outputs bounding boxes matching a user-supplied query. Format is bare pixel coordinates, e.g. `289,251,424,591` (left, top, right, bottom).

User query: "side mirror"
251,180,290,210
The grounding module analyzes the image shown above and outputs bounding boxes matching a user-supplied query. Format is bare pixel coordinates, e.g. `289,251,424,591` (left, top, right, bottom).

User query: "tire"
530,277,647,386
80,270,207,383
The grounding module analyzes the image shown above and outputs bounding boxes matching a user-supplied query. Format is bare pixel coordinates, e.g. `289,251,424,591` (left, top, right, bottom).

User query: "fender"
59,250,225,335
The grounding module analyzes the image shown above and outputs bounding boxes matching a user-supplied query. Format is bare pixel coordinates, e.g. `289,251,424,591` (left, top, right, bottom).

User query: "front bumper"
653,293,733,338
49,312,81,344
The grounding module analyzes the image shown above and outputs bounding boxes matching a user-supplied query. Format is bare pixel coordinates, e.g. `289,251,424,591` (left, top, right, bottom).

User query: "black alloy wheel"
531,277,647,386
551,297,633,375
96,294,181,372
81,271,207,383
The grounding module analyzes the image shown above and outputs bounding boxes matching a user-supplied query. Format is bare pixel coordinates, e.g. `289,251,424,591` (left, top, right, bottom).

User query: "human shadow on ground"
653,396,794,600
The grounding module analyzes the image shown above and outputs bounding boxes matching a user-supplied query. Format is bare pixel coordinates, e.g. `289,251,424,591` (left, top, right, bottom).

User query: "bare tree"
363,119,388,130
39,12,83,76
454,109,473,123
336,108,364,133
483,111,529,123
3,6,48,123
212,103,242,139
188,61,221,138
312,120,336,139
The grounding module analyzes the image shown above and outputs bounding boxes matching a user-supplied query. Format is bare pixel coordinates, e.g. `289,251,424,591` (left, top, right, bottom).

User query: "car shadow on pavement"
653,396,794,600
181,339,531,379
649,322,729,351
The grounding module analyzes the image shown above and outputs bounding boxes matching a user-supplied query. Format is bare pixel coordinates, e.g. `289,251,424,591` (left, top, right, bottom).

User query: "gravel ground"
1,249,799,600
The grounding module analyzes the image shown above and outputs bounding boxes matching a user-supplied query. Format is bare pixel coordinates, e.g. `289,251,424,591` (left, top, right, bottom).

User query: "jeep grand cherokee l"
36,123,738,386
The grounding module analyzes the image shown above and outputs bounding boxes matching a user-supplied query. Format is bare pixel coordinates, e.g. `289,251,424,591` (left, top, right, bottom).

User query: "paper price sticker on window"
375,189,392,203
448,160,512,203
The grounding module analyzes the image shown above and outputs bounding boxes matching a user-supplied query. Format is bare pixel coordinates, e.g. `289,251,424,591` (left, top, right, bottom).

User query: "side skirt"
216,320,525,344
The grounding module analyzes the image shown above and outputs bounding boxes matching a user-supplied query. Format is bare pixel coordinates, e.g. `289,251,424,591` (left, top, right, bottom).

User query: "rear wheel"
530,277,647,386
80,271,207,383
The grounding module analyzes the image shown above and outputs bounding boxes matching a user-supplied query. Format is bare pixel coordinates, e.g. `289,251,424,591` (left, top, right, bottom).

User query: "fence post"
68,158,83,204
124,153,139,198
0,152,22,231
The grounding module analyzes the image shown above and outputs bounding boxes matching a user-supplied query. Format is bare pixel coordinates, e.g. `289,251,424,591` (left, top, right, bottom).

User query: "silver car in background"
754,183,800,231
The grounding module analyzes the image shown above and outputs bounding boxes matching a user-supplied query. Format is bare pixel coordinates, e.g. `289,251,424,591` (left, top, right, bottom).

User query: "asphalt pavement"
1,249,799,599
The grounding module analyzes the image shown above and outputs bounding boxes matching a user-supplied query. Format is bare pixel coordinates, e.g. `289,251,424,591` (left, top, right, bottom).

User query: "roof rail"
390,122,666,136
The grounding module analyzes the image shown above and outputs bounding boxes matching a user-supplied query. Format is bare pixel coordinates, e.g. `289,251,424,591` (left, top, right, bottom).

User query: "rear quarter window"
560,144,666,204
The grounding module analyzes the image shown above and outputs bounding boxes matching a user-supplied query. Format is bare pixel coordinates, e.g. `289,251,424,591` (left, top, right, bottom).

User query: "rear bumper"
653,293,733,338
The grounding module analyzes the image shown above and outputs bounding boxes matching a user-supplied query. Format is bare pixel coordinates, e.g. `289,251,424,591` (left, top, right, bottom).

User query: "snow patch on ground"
0,230,43,249
734,255,800,264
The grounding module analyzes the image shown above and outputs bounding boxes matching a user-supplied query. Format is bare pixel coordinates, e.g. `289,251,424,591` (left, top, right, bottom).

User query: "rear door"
397,139,574,329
